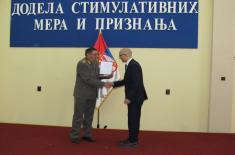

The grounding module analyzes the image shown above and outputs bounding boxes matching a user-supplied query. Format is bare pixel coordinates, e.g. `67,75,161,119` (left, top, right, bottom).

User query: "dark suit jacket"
114,59,148,103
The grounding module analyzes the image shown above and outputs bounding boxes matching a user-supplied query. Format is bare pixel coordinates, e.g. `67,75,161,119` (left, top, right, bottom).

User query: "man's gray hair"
119,48,132,57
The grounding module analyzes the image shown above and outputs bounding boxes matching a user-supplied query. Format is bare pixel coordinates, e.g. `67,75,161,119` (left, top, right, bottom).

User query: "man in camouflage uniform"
70,47,111,144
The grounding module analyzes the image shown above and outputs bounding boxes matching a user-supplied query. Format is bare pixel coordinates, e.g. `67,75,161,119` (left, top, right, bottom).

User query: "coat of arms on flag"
93,31,121,108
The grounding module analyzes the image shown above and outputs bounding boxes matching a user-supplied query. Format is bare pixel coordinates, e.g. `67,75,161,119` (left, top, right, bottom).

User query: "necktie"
125,64,127,71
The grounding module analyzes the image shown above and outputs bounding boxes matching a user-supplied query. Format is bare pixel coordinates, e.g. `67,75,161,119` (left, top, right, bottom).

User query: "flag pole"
96,29,101,129
97,109,100,128
96,88,113,129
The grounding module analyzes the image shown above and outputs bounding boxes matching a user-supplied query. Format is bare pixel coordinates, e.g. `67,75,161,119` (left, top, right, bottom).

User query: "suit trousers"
70,97,96,140
127,100,143,142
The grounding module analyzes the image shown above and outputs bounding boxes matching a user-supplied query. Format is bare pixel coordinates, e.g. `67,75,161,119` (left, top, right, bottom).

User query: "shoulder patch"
81,59,86,63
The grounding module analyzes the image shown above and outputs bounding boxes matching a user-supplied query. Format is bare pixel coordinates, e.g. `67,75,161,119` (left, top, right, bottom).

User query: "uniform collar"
85,57,92,64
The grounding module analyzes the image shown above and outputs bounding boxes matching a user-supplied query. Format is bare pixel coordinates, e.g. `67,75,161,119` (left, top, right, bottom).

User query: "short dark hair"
85,47,97,56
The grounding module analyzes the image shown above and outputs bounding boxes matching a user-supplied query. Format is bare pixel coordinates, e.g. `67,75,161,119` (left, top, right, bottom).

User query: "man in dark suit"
113,48,148,147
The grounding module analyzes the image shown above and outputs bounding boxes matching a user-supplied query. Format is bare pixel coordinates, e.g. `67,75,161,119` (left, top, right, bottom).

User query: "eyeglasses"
89,53,99,56
119,54,126,57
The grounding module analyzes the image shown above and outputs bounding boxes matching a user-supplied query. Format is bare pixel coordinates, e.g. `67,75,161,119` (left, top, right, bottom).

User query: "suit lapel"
124,59,134,78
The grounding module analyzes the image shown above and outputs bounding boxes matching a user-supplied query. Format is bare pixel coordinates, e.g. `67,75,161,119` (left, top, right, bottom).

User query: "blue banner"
10,0,198,48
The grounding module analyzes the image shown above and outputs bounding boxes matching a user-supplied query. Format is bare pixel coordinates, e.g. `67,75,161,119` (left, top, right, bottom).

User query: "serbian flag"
93,31,120,108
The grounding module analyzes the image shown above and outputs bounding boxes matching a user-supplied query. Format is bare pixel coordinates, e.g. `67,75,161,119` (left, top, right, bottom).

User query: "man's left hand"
124,99,131,104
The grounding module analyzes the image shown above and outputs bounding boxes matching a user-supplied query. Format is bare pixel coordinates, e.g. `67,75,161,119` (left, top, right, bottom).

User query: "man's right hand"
104,82,113,88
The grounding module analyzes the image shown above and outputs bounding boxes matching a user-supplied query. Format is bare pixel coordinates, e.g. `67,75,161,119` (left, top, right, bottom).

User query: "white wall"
209,0,235,133
231,2,235,133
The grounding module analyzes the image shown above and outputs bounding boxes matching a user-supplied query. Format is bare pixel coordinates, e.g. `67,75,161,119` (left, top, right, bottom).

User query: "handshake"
104,82,113,88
